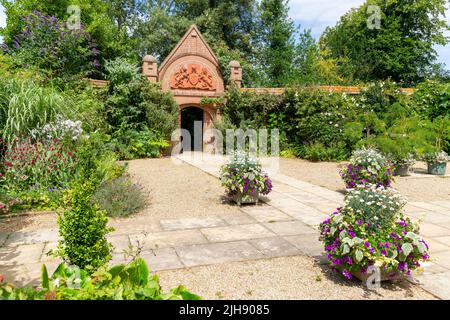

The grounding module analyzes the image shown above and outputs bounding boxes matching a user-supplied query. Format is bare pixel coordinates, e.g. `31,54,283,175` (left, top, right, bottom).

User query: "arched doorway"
181,107,204,152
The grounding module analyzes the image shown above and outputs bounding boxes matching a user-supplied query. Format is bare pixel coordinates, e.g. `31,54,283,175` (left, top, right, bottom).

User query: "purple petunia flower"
342,269,353,280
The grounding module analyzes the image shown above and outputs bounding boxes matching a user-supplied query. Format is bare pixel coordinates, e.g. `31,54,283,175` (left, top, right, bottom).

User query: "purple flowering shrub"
319,186,430,281
220,152,273,199
340,147,393,189
1,11,100,78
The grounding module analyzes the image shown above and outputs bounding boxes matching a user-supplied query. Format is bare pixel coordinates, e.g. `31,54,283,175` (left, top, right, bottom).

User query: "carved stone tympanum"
170,64,216,91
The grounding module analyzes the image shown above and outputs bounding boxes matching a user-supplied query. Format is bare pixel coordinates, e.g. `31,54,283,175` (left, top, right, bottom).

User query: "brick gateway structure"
142,25,242,152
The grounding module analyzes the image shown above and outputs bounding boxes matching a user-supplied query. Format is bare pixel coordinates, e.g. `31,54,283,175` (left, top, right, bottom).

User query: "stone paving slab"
0,243,45,265
200,224,275,242
219,213,257,225
129,229,208,250
176,241,264,267
109,220,162,236
140,248,185,271
415,271,450,299
434,236,450,246
419,212,450,224
0,232,8,247
160,217,227,231
410,201,450,212
429,250,450,270
40,242,58,262
430,201,450,210
423,237,450,254
249,237,300,258
4,229,59,246
284,234,324,258
241,206,294,223
419,223,450,237
263,221,316,237
109,235,132,254
0,264,33,286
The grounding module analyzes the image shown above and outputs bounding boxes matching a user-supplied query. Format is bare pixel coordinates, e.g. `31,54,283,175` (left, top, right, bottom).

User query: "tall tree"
321,0,450,85
257,0,296,86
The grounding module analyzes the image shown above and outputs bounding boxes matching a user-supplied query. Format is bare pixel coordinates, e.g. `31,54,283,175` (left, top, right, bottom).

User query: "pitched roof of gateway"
158,24,220,73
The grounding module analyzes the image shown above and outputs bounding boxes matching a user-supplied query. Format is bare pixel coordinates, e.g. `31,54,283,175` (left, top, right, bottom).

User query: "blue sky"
0,1,449,69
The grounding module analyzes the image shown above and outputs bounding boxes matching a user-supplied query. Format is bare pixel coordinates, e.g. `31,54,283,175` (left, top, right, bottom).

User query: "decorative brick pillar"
143,55,158,83
229,60,242,88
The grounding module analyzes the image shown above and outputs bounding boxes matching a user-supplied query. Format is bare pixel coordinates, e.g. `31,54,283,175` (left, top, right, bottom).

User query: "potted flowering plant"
319,185,430,282
340,147,393,189
390,152,415,177
219,152,273,206
423,151,448,176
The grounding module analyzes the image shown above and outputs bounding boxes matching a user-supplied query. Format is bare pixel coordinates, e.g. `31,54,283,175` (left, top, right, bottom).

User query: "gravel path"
158,256,436,300
278,158,450,202
126,158,241,220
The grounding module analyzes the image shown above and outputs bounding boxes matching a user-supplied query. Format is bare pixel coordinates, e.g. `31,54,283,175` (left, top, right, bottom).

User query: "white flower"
53,278,60,288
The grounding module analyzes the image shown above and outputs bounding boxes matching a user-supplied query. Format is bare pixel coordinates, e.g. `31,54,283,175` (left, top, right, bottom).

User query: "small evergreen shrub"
54,181,113,272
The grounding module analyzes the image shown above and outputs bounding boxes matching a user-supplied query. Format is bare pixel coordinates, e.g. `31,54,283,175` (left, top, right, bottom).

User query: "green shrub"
413,81,450,119
74,133,125,183
0,259,201,300
103,58,178,159
54,181,113,272
93,175,147,217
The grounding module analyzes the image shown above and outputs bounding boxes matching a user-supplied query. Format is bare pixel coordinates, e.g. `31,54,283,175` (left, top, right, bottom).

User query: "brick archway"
141,25,242,152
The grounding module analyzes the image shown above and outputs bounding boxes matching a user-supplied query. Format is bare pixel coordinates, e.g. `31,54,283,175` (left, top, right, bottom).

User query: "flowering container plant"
319,185,430,282
391,153,416,177
423,151,448,176
219,152,273,206
340,147,393,189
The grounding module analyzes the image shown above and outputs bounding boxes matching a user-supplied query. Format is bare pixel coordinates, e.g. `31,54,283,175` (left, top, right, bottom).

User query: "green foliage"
0,259,201,300
92,175,147,217
103,58,177,159
257,0,296,86
54,181,113,272
0,79,68,141
412,81,450,119
74,133,125,184
320,0,450,84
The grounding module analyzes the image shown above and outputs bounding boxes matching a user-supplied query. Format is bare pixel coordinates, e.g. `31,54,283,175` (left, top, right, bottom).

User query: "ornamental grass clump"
340,147,393,189
219,152,273,203
319,185,430,281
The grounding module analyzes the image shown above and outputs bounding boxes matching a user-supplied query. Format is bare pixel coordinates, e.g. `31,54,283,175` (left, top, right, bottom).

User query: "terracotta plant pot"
394,165,410,177
232,192,259,206
427,162,447,175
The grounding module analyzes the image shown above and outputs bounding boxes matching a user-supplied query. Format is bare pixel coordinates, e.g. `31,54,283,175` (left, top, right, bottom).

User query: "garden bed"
278,158,450,202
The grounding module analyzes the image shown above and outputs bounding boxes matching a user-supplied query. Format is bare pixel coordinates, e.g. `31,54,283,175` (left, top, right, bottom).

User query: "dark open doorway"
181,107,204,152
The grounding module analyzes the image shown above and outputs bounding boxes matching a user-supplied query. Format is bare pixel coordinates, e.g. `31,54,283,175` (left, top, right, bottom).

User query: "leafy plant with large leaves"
0,259,201,300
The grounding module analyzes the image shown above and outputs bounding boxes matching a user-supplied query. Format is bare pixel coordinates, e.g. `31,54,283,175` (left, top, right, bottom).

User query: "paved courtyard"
1,153,450,299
